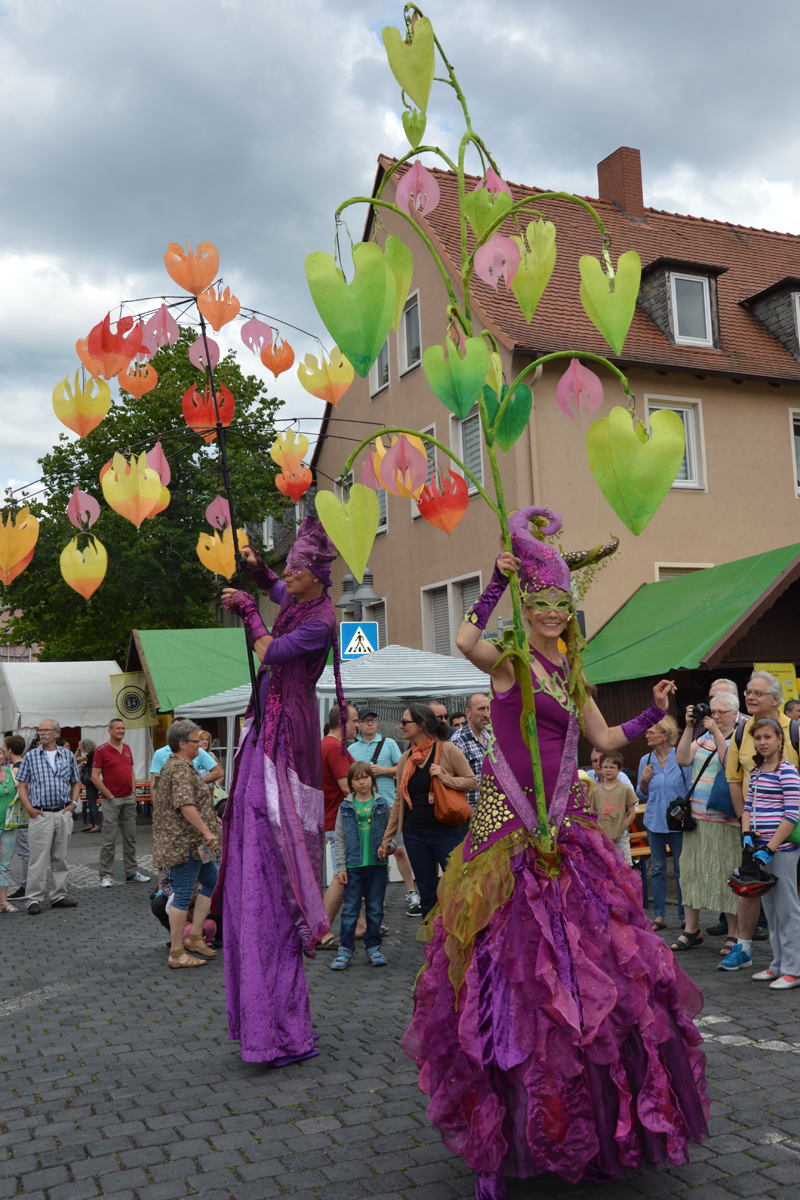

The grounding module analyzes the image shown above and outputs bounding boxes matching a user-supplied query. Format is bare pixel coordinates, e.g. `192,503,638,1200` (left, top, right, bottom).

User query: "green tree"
4,330,287,662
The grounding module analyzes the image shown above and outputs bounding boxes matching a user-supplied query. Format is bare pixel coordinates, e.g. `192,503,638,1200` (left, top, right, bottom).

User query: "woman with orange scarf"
380,703,477,917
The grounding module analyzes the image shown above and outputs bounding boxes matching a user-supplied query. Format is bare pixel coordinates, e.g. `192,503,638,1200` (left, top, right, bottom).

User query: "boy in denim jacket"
331,762,390,969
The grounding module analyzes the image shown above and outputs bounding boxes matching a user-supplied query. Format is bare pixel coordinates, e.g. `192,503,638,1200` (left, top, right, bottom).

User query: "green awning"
133,628,258,711
583,542,800,685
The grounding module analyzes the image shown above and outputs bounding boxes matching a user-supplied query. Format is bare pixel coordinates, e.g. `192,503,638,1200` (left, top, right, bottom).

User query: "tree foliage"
4,330,287,662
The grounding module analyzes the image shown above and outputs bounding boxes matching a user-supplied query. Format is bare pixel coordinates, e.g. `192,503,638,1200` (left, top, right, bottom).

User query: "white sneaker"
100,876,114,888
752,968,778,981
126,872,150,883
406,890,422,917
769,975,800,990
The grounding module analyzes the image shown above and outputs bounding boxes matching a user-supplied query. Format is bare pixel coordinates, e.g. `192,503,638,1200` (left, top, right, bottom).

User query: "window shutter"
377,489,387,530
425,439,436,485
430,586,450,655
461,412,483,484
460,577,480,614
370,601,386,649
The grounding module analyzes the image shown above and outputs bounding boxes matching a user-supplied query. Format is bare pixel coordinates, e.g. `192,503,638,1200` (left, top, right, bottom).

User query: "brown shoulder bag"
431,741,473,827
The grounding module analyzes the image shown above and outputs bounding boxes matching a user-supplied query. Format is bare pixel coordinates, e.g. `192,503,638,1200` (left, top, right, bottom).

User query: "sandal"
184,936,217,958
317,936,340,951
671,930,703,952
0,903,19,913
367,948,387,967
720,937,738,956
168,951,207,969
380,924,389,936
651,918,666,932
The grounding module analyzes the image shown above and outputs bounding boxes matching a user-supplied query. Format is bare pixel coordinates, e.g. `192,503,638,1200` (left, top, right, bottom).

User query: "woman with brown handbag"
378,703,477,917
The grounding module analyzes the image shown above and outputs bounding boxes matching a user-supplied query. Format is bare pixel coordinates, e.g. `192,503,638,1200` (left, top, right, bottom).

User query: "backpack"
735,719,799,756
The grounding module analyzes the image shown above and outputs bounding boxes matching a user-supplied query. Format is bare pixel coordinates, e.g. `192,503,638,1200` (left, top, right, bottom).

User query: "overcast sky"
2,0,799,496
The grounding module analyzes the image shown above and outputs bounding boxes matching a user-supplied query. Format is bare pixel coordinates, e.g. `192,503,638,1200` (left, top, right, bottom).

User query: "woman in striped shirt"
742,717,800,990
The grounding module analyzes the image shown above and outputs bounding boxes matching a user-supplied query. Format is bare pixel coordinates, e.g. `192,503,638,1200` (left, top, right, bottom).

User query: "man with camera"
718,671,800,972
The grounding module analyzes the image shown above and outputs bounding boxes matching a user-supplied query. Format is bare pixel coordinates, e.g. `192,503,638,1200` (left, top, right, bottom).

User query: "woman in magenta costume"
405,508,709,1199
215,515,346,1065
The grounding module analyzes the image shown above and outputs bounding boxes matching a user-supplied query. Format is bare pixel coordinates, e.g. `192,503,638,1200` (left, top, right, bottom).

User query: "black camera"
691,702,711,722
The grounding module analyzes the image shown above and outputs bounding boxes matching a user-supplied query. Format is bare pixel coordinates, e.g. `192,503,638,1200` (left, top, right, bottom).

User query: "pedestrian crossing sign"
340,621,379,659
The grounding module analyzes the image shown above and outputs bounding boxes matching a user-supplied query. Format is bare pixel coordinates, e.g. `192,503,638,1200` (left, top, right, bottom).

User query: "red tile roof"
377,155,800,383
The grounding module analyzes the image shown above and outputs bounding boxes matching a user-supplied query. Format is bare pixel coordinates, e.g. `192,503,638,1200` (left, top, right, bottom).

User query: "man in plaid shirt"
17,719,81,914
450,694,491,805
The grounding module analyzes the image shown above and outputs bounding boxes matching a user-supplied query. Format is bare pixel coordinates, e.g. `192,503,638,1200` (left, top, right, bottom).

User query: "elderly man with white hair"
719,670,800,973
16,719,81,914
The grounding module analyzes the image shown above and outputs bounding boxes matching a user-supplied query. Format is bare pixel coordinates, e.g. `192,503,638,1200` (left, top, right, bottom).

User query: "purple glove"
223,591,268,647
464,560,510,631
243,548,279,593
621,702,665,743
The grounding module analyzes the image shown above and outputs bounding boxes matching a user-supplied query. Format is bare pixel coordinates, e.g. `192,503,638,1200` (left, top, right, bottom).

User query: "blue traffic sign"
340,621,379,659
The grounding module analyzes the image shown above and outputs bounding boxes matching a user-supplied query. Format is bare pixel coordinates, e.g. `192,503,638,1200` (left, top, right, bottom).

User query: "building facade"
313,147,800,653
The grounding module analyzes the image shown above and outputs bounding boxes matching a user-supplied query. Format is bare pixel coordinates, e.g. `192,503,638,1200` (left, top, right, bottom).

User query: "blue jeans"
648,830,683,921
171,853,219,911
339,865,387,957
403,824,468,917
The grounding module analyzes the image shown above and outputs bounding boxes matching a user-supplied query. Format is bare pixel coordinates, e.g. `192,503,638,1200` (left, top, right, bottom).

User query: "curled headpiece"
286,514,337,588
508,506,570,599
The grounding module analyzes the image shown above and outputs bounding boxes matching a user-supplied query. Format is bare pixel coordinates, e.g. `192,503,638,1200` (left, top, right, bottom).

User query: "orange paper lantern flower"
100,452,162,528
164,240,219,295
416,470,469,534
276,467,313,501
182,382,235,442
197,284,241,332
85,313,143,379
118,361,158,399
75,336,104,378
145,486,171,520
0,507,39,584
196,525,249,579
260,335,295,378
52,372,111,438
270,430,309,475
296,347,354,406
60,535,107,600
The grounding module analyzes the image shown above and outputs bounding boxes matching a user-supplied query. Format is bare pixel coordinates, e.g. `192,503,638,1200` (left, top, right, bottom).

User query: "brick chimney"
597,147,644,217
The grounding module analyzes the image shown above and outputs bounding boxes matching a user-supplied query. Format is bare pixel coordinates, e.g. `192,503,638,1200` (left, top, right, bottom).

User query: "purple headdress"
286,514,338,589
508,506,619,602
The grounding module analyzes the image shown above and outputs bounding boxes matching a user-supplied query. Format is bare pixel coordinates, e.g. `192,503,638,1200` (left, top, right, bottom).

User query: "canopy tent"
583,542,800,685
174,686,253,788
126,628,258,711
0,660,152,777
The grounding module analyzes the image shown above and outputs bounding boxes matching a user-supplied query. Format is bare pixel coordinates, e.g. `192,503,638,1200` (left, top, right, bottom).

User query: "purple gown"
214,574,335,1065
405,652,709,1197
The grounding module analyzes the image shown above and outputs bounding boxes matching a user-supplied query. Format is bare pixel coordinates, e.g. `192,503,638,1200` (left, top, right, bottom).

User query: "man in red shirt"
319,702,357,947
91,718,150,888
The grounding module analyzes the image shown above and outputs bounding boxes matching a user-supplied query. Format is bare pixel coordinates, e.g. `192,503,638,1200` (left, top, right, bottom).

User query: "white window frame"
789,408,800,497
376,486,388,535
654,562,714,582
420,571,483,658
645,395,707,491
450,408,483,496
411,425,436,520
398,291,422,376
670,272,713,347
370,338,391,397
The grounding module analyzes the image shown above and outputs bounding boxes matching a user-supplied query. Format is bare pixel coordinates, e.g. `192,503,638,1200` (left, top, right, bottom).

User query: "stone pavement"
4,821,800,1200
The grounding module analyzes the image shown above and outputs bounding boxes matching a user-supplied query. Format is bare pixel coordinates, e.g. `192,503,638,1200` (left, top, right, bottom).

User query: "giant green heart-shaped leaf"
511,220,557,322
586,406,685,535
402,108,427,149
315,484,379,584
423,337,489,419
384,234,413,332
579,250,641,355
305,242,397,378
464,188,513,242
482,383,532,452
382,17,435,113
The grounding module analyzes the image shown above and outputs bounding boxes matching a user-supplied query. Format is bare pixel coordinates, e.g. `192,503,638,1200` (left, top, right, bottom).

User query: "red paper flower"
416,470,469,534
181,382,235,442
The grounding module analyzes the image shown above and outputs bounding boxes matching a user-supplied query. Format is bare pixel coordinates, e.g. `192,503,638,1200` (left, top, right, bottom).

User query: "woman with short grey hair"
153,720,221,969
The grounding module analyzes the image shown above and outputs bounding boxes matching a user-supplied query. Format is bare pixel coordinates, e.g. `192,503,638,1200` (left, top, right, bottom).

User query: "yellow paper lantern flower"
372,433,428,498
196,525,249,579
100,452,162,528
52,372,111,438
270,430,309,475
0,506,39,585
296,347,354,406
145,486,171,520
60,536,107,600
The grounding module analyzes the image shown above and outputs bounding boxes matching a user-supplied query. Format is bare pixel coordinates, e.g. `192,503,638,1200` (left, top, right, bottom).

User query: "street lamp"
335,572,357,616
336,566,380,622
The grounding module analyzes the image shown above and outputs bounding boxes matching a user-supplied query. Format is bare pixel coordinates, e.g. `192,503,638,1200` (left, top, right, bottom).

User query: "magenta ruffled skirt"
404,819,709,1195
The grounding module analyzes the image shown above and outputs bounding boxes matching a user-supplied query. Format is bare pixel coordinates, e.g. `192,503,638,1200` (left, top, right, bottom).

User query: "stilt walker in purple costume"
214,515,346,1065
405,507,709,1199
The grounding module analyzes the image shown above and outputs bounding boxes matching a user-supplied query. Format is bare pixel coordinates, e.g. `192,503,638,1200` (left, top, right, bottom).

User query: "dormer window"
671,273,713,346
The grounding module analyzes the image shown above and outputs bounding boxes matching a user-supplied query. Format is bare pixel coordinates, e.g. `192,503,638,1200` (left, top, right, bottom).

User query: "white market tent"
0,661,152,777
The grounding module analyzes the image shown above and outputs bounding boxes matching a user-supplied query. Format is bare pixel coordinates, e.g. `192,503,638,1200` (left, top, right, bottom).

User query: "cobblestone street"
4,822,800,1200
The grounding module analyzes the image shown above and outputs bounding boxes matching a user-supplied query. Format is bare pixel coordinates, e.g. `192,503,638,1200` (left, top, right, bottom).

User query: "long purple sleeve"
245,548,281,594
264,621,330,666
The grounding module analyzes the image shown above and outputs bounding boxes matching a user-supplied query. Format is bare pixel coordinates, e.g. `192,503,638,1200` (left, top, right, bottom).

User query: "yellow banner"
754,663,799,704
109,672,158,728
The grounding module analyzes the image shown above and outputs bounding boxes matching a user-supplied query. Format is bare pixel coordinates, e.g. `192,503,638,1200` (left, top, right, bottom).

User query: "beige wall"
315,180,800,650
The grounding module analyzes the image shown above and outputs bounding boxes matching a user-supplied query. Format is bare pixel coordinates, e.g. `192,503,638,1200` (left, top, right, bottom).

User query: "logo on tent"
340,621,378,659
